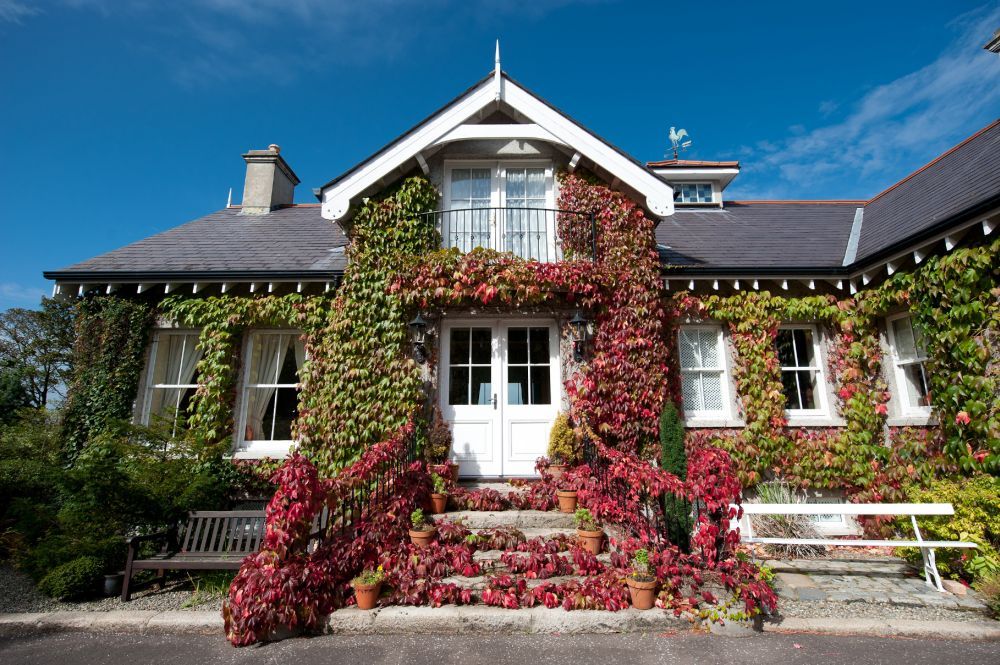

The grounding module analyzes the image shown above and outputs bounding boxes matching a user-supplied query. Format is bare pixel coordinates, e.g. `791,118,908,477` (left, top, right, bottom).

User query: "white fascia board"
321,74,675,220
321,81,497,221
432,123,568,148
650,167,741,190
502,81,674,217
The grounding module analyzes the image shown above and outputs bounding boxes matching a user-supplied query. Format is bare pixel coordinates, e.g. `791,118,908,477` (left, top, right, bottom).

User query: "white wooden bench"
730,503,978,592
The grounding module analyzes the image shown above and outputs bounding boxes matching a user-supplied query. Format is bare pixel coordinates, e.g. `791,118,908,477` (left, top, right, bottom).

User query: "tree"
660,401,692,552
0,366,32,423
0,297,76,408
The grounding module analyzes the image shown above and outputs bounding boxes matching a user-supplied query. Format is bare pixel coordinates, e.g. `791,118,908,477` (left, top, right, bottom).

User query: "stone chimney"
240,144,300,214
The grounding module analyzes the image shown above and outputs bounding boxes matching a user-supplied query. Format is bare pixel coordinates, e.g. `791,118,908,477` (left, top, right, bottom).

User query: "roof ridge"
725,200,867,205
867,118,1000,205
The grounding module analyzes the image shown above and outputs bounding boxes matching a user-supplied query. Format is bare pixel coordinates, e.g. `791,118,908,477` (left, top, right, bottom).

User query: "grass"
181,572,234,608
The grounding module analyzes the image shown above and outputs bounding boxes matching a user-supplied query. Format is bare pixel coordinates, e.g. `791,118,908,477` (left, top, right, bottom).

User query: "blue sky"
1,0,998,311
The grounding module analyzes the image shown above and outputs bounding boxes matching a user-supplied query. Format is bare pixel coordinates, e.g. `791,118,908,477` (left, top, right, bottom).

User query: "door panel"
441,321,559,477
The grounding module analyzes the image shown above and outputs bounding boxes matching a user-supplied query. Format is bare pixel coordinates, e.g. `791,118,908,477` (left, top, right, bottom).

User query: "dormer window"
674,183,714,204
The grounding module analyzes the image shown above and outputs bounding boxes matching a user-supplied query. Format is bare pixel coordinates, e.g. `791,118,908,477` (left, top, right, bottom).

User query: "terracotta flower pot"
409,527,437,548
548,463,567,479
556,490,578,513
448,463,460,483
353,581,382,610
430,493,448,514
626,577,658,610
577,528,604,555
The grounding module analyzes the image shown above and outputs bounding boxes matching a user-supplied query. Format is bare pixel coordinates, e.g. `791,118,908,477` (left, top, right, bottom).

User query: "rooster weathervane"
668,127,692,159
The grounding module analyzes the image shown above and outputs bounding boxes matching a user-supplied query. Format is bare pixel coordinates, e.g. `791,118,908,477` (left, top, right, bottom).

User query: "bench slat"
737,503,954,516
744,537,978,548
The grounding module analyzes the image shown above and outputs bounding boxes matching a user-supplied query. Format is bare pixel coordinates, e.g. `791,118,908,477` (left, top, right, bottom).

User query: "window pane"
530,366,550,404
253,387,297,441
471,366,492,406
448,367,469,405
529,327,549,364
781,369,817,410
450,329,470,365
902,363,931,408
681,374,703,412
508,328,528,364
526,169,546,198
470,328,492,364
148,386,196,428
276,344,299,384
699,330,719,367
792,329,815,367
506,168,526,199
701,372,723,411
891,317,919,360
776,330,796,367
507,366,528,405
151,333,200,386
679,330,701,369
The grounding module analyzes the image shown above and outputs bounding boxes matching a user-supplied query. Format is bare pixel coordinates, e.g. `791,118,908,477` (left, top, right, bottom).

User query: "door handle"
492,394,497,410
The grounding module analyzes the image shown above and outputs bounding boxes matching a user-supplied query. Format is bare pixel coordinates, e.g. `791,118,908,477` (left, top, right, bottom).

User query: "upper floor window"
886,314,931,414
443,162,556,261
141,331,202,436
678,326,729,418
775,325,827,414
674,182,714,204
237,331,304,455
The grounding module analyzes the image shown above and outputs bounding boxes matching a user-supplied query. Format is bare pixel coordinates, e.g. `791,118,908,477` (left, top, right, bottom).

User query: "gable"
318,70,675,222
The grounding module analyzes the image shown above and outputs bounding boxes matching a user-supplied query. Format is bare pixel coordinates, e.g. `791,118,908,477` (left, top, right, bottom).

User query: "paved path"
769,557,988,610
1,631,998,664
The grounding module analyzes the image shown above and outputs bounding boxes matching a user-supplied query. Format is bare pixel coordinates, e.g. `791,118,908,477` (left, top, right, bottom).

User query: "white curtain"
244,334,290,441
151,334,202,425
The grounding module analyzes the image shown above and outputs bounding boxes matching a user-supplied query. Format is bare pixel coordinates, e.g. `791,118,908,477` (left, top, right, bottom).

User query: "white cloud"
0,0,39,23
730,6,1000,200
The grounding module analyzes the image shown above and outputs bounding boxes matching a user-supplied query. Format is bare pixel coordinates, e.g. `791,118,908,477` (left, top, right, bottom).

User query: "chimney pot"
240,144,300,214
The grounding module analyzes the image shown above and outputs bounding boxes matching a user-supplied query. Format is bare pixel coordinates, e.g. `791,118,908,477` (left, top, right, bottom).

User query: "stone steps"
477,527,578,542
457,481,526,495
441,573,586,592
443,510,574,530
473,550,614,564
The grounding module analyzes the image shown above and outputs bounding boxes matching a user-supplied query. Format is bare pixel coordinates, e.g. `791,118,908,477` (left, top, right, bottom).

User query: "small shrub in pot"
429,473,449,514
625,548,658,609
546,413,578,478
574,507,603,555
351,566,386,610
408,508,437,548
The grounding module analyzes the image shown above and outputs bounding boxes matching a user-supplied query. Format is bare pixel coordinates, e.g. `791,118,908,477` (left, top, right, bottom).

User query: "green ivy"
62,297,154,454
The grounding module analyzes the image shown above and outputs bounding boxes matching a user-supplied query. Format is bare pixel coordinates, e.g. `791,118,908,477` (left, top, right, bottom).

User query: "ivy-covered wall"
61,174,998,497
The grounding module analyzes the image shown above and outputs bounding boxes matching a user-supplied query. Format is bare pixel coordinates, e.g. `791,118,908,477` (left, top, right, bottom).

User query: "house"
43,53,1000,483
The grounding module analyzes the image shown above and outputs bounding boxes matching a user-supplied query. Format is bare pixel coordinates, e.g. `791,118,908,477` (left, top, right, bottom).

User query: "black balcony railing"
420,207,597,262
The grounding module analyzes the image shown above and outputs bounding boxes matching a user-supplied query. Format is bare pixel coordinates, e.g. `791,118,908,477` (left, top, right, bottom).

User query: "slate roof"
855,119,1000,262
44,205,348,280
657,202,861,273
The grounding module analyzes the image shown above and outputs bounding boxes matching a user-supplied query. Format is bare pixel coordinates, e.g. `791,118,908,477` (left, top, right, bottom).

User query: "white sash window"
237,331,305,457
678,326,728,418
776,325,827,415
142,331,202,436
887,314,931,415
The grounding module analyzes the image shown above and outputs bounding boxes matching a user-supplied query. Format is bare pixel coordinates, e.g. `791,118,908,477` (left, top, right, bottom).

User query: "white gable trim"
320,73,674,221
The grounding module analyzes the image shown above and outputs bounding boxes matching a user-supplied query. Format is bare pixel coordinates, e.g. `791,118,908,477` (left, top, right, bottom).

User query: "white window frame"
443,160,556,259
140,329,202,437
673,182,716,204
235,330,304,458
886,312,932,417
776,324,828,417
677,325,730,420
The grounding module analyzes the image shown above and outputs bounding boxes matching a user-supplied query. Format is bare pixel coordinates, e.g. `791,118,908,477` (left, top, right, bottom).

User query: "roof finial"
493,39,502,100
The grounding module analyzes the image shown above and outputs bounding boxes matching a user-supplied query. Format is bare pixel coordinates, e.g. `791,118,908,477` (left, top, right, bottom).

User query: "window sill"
683,418,744,429
785,414,844,428
233,443,294,460
886,414,936,428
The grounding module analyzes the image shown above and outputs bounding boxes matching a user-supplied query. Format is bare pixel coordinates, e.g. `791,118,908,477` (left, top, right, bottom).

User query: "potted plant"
546,413,578,479
429,472,449,514
408,508,437,548
556,488,578,513
574,507,604,555
625,548,658,610
426,407,458,481
351,566,386,610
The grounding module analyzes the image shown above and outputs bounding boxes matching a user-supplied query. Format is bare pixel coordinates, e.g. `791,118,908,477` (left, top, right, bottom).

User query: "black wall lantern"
570,310,590,362
408,312,429,364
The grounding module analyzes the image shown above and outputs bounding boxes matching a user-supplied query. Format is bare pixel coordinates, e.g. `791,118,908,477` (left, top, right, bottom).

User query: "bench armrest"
125,531,171,547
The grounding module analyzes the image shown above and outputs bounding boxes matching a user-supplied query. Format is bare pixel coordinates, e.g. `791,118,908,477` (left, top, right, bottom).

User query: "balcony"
421,207,596,263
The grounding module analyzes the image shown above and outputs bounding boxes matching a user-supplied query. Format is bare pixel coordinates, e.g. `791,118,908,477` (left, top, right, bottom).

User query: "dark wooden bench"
121,510,266,601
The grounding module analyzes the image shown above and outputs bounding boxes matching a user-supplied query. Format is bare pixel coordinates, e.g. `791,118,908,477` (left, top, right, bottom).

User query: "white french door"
440,320,560,477
443,162,557,262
